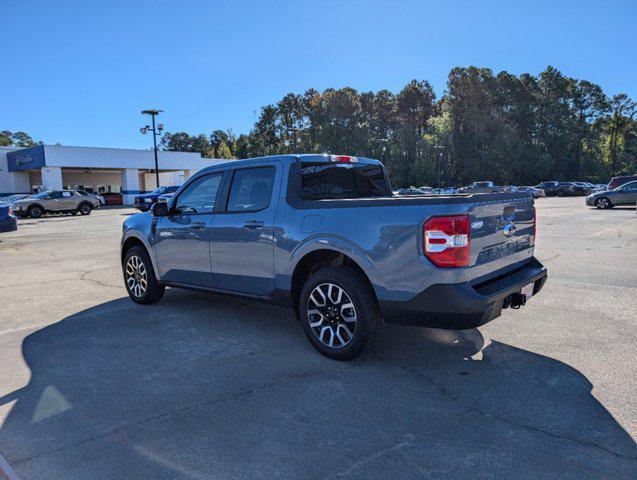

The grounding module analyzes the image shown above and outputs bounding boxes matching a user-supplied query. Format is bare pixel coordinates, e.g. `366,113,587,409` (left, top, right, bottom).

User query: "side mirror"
150,202,168,217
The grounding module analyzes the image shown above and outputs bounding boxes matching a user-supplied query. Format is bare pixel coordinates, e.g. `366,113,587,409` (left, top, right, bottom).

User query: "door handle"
243,220,264,230
190,222,206,230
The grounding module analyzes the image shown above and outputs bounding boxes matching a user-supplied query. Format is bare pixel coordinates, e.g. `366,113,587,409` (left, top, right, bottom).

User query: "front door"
154,172,225,287
44,191,73,211
616,181,637,205
210,164,280,295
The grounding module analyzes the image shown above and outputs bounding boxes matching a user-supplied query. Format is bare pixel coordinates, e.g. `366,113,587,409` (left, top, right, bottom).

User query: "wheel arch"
290,248,378,319
27,202,46,211
121,236,149,263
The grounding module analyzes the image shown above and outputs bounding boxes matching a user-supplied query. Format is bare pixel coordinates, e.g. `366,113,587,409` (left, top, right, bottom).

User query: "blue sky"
2,0,636,149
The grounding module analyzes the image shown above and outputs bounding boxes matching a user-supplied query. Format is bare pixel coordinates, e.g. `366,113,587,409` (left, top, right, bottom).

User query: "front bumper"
379,257,547,330
0,216,17,232
585,196,597,206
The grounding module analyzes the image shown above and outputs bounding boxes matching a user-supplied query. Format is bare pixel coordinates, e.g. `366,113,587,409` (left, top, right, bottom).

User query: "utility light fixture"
140,110,164,187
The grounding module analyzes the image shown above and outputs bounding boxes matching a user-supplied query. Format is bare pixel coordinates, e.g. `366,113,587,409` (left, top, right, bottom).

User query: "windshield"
33,192,52,199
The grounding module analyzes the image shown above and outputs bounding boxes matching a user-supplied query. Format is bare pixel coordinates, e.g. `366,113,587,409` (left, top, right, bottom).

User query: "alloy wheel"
596,198,610,209
307,283,357,349
125,255,148,297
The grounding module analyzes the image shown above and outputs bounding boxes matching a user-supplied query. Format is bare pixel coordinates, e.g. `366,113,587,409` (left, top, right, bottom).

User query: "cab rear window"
300,162,389,200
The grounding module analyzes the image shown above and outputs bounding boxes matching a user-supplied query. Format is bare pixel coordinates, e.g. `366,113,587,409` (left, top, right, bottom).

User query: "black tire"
78,202,93,215
123,245,165,304
71,211,78,215
557,190,565,197
595,197,613,209
299,266,382,360
27,205,43,218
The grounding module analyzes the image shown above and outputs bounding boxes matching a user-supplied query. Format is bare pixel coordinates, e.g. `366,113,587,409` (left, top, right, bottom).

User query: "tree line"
161,66,637,187
0,130,39,148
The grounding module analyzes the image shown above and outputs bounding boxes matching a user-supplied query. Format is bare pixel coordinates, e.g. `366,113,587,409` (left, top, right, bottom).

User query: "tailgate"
468,195,535,278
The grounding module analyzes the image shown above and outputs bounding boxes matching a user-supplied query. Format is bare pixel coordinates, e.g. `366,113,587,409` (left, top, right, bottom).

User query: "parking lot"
0,198,635,479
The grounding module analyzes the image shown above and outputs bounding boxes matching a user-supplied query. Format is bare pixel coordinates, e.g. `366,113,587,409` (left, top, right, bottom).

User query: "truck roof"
199,154,381,175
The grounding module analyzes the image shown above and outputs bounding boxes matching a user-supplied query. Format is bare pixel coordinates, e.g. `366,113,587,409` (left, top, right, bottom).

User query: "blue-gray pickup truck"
121,154,547,359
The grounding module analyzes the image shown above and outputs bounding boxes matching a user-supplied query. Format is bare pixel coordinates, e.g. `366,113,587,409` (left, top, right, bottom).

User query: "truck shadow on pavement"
1,289,636,479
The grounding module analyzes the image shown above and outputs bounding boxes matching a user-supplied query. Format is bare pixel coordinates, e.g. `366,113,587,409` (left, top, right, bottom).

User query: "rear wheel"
595,197,612,209
299,266,382,360
78,203,93,215
27,205,43,218
123,246,165,304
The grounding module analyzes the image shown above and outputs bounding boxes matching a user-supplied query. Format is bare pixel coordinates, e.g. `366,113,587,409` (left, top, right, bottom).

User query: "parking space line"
0,451,19,480
591,218,637,237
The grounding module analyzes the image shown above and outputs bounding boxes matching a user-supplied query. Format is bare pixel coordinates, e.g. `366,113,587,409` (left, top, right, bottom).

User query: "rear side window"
300,163,389,199
227,167,275,212
174,173,223,214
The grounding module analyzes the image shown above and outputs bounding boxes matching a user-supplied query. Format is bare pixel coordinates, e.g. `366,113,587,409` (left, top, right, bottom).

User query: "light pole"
140,109,164,188
434,145,445,188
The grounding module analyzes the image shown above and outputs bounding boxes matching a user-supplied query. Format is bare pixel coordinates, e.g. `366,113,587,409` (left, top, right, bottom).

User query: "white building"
0,145,232,204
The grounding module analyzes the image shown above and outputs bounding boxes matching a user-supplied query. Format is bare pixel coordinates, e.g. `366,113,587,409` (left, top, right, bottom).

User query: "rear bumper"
379,258,547,330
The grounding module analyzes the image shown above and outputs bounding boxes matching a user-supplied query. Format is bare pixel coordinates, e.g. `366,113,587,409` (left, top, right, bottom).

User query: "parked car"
76,190,104,206
0,202,17,232
2,194,32,204
11,190,100,218
121,154,547,360
157,193,174,203
430,187,457,195
608,175,637,190
535,181,575,197
568,182,593,196
99,192,124,205
517,186,546,198
586,180,637,209
394,186,426,196
457,181,505,194
134,186,180,211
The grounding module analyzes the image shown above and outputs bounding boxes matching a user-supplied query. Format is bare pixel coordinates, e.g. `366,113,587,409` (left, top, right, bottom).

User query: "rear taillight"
532,206,536,245
423,215,470,268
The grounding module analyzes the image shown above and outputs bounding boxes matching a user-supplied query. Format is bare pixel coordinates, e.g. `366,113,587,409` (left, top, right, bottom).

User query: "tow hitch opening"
507,293,527,309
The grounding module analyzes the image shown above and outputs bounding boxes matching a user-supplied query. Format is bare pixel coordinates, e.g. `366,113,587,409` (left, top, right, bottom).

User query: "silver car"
11,190,100,218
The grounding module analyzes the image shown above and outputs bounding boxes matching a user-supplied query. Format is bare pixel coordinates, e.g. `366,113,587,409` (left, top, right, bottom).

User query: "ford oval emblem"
502,223,516,237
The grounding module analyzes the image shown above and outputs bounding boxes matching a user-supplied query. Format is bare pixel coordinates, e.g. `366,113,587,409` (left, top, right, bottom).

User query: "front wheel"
123,246,165,304
299,266,382,360
595,197,612,209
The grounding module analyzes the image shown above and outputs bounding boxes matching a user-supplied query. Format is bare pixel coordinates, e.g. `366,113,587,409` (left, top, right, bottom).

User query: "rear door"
468,196,535,278
210,162,281,295
59,191,77,210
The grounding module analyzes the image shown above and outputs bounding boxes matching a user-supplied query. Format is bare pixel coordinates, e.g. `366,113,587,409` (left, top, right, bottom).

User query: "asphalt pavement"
0,198,635,479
